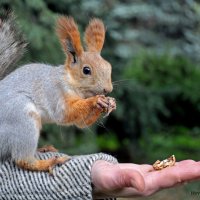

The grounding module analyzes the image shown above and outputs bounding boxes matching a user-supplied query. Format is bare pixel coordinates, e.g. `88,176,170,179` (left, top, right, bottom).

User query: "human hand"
91,159,200,198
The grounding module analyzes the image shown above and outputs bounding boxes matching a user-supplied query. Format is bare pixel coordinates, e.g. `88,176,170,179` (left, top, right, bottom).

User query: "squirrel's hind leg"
9,100,69,173
15,156,70,173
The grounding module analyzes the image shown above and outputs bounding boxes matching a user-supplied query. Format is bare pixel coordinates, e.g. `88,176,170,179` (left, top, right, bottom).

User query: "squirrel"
0,13,116,173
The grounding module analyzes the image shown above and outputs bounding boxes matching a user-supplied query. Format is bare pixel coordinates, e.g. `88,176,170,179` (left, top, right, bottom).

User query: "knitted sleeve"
0,152,118,200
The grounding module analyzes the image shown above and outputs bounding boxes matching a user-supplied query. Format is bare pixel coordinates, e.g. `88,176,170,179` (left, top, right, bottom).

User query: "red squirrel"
0,14,116,172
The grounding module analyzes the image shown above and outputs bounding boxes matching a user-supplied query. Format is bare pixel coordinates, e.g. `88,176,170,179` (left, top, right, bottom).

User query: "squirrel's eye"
83,66,91,75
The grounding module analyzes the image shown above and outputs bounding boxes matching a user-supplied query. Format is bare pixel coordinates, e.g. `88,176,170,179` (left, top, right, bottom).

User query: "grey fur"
0,13,76,162
0,12,26,80
0,64,72,161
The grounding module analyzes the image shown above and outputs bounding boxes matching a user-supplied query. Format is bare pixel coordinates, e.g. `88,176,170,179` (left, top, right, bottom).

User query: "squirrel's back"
0,12,26,80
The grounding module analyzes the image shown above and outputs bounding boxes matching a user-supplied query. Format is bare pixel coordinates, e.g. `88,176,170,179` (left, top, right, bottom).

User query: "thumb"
91,161,145,193
116,168,145,192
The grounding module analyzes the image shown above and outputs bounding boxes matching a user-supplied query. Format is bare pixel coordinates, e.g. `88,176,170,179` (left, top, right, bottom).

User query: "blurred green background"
1,0,199,199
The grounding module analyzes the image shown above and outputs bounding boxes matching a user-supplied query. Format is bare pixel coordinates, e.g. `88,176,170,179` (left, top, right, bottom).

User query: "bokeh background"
0,0,199,199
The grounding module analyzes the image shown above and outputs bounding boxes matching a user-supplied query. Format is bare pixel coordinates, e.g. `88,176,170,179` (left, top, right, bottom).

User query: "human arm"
0,152,117,200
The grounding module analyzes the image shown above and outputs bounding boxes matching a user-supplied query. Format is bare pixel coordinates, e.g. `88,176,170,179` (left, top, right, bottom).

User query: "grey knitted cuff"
0,152,118,200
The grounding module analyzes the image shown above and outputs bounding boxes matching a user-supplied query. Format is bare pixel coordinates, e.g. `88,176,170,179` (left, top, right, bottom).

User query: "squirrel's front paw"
96,95,116,117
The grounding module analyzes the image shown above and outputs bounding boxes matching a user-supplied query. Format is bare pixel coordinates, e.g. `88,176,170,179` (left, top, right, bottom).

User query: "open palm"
92,159,200,198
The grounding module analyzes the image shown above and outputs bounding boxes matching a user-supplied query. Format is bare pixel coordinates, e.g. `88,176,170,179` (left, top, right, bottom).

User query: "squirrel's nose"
103,86,113,95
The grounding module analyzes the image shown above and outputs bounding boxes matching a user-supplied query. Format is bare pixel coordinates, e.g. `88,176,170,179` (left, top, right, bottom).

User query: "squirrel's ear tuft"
56,16,83,58
84,18,105,53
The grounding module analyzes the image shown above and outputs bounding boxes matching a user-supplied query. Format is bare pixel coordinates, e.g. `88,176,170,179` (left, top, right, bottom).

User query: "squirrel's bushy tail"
0,12,26,80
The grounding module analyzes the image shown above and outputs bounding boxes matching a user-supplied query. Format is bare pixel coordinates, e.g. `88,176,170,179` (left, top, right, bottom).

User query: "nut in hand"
153,155,176,170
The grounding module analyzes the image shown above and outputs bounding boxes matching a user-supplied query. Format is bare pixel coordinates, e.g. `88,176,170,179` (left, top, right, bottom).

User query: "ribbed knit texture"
0,152,117,200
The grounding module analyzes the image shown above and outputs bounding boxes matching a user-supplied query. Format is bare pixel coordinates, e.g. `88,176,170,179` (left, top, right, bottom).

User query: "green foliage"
108,0,200,63
125,53,200,105
96,133,120,151
139,126,200,162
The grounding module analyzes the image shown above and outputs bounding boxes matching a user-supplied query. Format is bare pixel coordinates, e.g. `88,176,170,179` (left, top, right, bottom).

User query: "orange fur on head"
84,18,105,53
56,16,83,56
